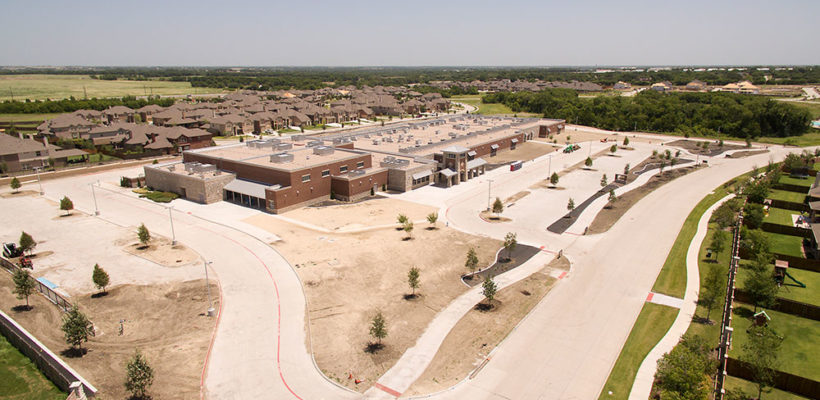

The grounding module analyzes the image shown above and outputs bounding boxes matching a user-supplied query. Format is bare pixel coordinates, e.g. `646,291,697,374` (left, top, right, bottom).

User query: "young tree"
369,311,387,344
492,197,504,216
584,157,593,169
567,198,575,213
18,231,36,255
701,263,724,323
624,163,630,175
711,229,728,261
465,248,479,274
608,189,617,204
61,304,94,353
10,177,21,193
137,223,151,246
659,160,667,174
482,276,497,305
12,268,36,309
403,221,414,239
397,213,408,225
744,262,778,312
610,144,617,154
623,137,630,146
60,196,74,215
550,172,559,187
719,139,724,148
503,232,517,260
125,349,154,400
426,212,438,229
741,326,783,400
92,264,110,294
600,174,608,187
407,267,420,295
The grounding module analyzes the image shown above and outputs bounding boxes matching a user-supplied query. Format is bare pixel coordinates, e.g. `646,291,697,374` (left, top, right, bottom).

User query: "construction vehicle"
3,243,23,258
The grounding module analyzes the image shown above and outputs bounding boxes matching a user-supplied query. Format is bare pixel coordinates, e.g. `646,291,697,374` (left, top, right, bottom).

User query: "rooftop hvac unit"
372,140,379,145
291,135,306,141
307,140,323,148
313,146,335,156
276,143,293,150
449,132,457,138
349,169,366,177
270,152,294,163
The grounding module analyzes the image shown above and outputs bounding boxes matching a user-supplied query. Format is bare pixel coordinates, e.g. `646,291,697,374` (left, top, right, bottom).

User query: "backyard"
767,189,806,204
766,232,805,258
0,334,66,400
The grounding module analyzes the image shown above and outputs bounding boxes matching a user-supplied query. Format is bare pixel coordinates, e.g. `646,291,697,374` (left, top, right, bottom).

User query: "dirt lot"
243,214,501,392
666,139,745,156
588,166,698,234
119,235,201,268
284,197,438,231
0,274,218,399
485,142,559,165
405,256,570,396
726,149,769,158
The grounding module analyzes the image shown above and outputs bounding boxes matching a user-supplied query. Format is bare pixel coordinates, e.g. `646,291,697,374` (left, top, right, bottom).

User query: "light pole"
90,181,100,215
487,179,494,211
204,261,215,317
168,206,176,245
34,167,43,195
548,155,553,177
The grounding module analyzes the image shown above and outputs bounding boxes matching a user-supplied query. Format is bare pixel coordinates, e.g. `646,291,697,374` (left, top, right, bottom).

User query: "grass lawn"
735,264,820,306
597,302,679,400
0,335,65,400
85,153,119,163
778,175,814,188
757,132,820,147
724,376,811,400
0,74,223,101
787,101,820,119
450,95,541,117
133,188,178,203
766,232,805,258
728,307,820,382
684,222,733,345
278,128,299,133
767,189,806,204
764,207,799,226
0,113,62,123
652,188,733,298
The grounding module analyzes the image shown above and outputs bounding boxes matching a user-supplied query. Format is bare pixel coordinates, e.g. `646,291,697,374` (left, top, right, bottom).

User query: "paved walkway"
629,194,734,400
646,292,684,309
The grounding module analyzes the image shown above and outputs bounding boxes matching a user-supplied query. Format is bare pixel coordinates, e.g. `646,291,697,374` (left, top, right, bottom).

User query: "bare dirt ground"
0,190,39,199
285,197,438,231
119,235,201,268
0,274,218,400
485,142,559,165
726,149,769,158
478,210,512,223
588,166,698,234
242,214,501,392
665,139,745,156
405,256,570,396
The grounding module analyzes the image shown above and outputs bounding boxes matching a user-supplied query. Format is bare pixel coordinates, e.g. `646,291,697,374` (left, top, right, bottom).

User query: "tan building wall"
144,165,236,204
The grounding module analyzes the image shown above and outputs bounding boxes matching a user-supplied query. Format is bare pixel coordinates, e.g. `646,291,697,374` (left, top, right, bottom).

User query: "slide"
784,271,807,288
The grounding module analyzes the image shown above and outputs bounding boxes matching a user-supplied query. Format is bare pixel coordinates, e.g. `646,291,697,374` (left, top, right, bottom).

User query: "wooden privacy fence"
733,290,820,321
768,199,807,212
772,183,812,193
726,358,820,399
759,222,810,238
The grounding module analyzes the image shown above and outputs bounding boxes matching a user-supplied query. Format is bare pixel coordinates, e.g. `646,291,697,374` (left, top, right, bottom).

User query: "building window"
356,161,365,168
269,200,275,209
321,169,330,177
447,154,456,159
340,165,348,173
301,174,311,183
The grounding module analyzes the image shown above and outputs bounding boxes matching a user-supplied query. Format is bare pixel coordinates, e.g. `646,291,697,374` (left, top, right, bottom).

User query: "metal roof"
466,158,488,169
467,150,477,156
439,168,457,177
412,170,432,180
490,144,500,149
224,179,272,199
441,145,470,153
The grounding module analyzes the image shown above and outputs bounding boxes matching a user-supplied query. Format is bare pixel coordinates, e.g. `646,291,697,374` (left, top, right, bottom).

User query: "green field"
0,113,62,123
724,376,811,400
756,132,820,147
729,307,820,382
787,101,820,119
597,302,679,400
0,335,65,400
765,207,799,226
736,264,820,306
766,232,805,258
768,189,806,204
450,95,541,117
778,175,814,188
683,222,733,345
0,74,223,101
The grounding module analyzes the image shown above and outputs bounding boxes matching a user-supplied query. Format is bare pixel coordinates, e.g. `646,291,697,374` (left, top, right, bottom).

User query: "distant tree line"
0,96,175,115
2,66,817,91
483,89,812,138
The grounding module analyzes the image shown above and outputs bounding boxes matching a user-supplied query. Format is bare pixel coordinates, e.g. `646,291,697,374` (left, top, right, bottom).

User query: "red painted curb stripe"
558,271,567,279
646,292,654,302
373,382,402,398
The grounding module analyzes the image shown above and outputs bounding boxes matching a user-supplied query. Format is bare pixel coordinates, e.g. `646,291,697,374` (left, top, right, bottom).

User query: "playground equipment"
563,144,581,153
774,260,807,288
3,243,23,258
17,257,32,269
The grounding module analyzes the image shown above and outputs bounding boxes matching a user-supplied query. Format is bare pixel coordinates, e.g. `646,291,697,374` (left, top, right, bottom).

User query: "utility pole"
90,181,100,215
487,179,494,211
168,206,176,245
548,155,553,177
204,261,215,317
34,167,43,195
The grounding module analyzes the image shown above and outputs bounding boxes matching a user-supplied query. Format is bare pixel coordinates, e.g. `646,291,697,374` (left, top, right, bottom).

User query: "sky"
0,0,817,66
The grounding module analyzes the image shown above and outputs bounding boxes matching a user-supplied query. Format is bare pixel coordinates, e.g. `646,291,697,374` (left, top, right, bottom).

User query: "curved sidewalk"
628,194,734,399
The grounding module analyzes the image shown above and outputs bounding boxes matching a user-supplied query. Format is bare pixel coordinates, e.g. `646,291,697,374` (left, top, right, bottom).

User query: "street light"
90,181,100,215
204,261,215,317
486,179,494,211
548,155,553,177
34,167,43,195
168,206,176,245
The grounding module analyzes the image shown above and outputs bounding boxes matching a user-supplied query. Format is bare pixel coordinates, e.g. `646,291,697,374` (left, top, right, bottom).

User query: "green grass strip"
0,334,66,399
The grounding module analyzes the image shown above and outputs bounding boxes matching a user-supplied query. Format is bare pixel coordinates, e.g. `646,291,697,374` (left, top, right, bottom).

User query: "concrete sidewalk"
628,194,734,400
